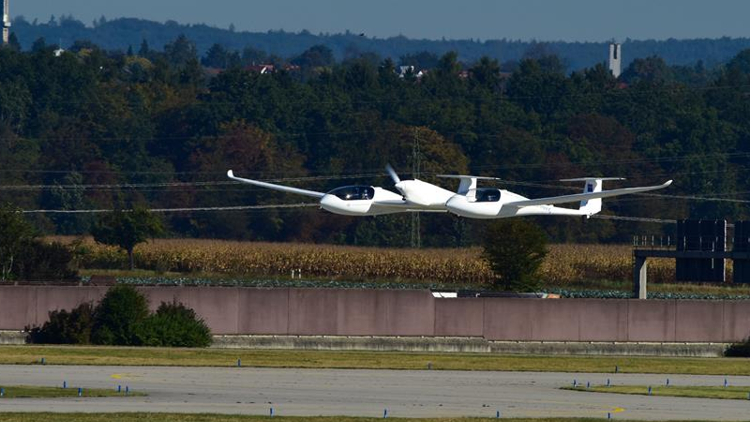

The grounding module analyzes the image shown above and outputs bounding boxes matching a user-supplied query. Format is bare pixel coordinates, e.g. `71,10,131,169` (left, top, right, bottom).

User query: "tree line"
1,33,750,247
11,16,750,71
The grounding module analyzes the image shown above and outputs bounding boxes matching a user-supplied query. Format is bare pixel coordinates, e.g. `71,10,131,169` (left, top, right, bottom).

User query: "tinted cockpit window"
328,186,375,201
475,188,501,203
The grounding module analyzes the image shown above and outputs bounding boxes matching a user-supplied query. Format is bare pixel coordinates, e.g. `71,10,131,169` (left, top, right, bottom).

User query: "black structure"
734,221,750,284
632,220,750,299
675,219,726,283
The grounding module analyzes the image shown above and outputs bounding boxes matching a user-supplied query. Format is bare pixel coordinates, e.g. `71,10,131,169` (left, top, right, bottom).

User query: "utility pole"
411,128,422,248
2,0,10,45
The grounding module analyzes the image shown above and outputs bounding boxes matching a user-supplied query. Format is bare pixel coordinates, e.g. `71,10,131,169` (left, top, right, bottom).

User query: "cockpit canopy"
474,188,501,203
328,186,375,201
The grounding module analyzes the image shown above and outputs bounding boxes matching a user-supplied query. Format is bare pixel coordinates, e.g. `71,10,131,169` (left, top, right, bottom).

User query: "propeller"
385,164,401,184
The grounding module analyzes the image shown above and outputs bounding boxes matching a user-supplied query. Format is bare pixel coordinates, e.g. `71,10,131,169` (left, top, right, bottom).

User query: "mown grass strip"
2,346,750,375
0,385,145,399
563,384,750,400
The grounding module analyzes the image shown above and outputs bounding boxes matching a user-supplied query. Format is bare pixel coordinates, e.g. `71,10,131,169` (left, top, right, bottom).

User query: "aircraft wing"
372,200,448,213
504,180,673,207
227,170,326,198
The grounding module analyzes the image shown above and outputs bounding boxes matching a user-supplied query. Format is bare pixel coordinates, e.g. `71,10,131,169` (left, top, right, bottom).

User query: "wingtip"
227,170,234,178
665,179,673,186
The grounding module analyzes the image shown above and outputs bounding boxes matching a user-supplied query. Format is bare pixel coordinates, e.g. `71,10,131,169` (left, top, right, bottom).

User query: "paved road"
0,365,749,419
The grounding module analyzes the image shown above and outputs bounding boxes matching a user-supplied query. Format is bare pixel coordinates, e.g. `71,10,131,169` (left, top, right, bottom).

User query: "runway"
0,365,749,419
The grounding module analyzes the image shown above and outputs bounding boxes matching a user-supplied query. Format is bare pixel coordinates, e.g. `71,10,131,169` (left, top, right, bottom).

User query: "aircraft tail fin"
437,175,500,195
560,177,625,216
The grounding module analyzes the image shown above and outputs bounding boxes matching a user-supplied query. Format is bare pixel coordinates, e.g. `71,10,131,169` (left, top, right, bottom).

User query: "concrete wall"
2,286,750,342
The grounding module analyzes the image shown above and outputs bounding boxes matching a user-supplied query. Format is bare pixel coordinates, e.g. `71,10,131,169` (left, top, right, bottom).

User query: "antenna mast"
411,128,422,248
2,0,10,45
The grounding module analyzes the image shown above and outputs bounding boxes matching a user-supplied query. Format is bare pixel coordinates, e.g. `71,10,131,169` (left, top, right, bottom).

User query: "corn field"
61,237,684,286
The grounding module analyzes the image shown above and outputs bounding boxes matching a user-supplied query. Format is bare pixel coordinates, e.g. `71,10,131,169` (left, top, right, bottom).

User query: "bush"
26,284,212,347
481,219,548,292
135,300,212,347
26,302,94,344
91,284,150,346
16,240,79,281
725,338,750,357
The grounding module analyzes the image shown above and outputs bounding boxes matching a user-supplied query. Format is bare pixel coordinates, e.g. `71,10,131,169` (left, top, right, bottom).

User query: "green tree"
0,205,35,281
164,34,197,66
481,219,548,292
292,44,334,68
202,43,230,68
6,33,21,52
91,284,150,346
91,206,164,270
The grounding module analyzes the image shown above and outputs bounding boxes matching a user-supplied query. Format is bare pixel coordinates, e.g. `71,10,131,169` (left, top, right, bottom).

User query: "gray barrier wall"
1,286,750,342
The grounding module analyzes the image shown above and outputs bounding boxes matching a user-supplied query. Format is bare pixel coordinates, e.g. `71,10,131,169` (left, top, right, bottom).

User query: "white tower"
608,43,622,78
2,0,10,45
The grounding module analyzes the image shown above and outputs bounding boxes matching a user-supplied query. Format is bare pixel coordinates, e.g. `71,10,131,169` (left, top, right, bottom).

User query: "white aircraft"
227,168,672,219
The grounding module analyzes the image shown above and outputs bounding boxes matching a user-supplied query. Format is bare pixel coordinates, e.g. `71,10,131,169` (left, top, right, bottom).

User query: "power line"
20,203,319,214
0,173,386,190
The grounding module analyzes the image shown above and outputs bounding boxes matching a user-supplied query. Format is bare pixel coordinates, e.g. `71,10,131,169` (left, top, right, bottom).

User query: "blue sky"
12,0,750,42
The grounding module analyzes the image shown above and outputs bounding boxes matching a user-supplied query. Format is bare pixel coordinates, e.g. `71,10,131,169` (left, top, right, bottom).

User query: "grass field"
2,346,750,375
0,385,145,398
564,384,750,400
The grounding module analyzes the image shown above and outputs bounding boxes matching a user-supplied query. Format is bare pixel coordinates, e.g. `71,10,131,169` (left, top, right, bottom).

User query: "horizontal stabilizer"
505,180,673,208
227,170,326,198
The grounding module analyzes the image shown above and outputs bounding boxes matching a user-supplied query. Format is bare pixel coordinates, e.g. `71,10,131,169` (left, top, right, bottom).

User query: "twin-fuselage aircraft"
227,166,672,220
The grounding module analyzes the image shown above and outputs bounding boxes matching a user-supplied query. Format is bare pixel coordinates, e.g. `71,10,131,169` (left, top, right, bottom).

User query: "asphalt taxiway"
0,365,748,419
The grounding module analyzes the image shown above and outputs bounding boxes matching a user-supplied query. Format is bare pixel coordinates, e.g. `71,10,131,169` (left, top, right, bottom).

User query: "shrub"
481,219,548,292
725,338,750,357
16,240,79,281
26,302,94,344
91,284,150,345
135,300,212,347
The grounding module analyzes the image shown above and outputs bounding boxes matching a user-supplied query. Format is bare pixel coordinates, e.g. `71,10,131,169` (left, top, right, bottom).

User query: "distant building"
245,64,275,74
397,65,424,79
243,64,301,74
2,0,10,45
608,43,622,78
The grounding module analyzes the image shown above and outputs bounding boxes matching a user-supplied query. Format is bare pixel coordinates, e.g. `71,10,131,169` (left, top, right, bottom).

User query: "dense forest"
11,16,750,71
1,30,750,247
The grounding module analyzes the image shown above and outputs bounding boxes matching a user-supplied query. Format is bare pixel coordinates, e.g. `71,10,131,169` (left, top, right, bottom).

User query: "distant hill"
11,16,750,70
